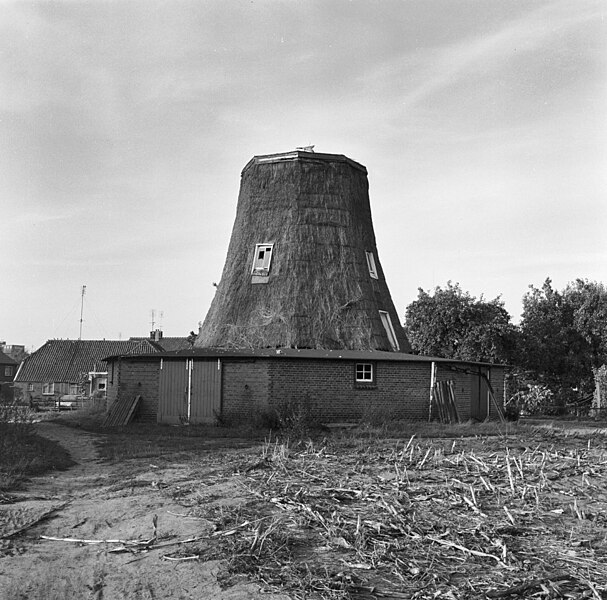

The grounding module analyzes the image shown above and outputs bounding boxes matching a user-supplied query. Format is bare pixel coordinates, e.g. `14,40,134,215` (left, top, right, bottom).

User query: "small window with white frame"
28,383,34,392
42,382,55,395
251,243,274,275
365,251,378,279
355,362,375,385
379,310,400,351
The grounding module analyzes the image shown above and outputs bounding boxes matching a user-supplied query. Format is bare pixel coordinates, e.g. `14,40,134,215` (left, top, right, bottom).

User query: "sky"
1,0,606,352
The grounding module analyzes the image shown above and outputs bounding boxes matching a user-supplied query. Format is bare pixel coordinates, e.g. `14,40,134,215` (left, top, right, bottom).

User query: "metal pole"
78,285,86,340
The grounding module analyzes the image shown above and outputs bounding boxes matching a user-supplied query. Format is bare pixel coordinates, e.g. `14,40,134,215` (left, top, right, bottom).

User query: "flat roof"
242,151,367,175
105,347,502,368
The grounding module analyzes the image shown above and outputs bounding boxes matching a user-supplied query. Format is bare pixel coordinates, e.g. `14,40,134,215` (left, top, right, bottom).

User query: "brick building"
105,349,505,425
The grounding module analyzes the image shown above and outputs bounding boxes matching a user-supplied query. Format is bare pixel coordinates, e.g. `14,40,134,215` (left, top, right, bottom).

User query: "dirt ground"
1,421,606,599
0,422,289,600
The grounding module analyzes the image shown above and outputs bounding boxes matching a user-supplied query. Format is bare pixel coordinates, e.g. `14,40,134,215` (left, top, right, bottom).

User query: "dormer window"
251,243,274,283
365,251,378,279
379,310,399,351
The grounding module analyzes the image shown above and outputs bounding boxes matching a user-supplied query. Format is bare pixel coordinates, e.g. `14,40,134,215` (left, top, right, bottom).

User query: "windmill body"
197,151,411,353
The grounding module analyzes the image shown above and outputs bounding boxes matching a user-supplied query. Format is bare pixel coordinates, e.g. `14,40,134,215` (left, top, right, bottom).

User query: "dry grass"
0,403,74,493
179,424,607,599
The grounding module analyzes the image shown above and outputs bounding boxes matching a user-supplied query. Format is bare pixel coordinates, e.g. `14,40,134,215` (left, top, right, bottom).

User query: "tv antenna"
78,285,86,340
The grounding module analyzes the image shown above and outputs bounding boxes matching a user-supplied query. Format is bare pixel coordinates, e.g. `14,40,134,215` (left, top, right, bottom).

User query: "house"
106,151,507,425
0,349,18,401
0,342,27,363
13,338,170,408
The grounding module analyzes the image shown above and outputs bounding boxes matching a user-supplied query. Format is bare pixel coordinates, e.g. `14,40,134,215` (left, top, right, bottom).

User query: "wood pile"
102,395,141,427
432,381,460,424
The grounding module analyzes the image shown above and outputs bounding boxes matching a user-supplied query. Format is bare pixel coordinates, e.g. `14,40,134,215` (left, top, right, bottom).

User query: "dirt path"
0,423,289,600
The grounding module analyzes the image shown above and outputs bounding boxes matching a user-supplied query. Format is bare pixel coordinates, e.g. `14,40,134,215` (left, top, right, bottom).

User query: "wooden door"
189,360,222,424
158,360,189,424
470,367,489,421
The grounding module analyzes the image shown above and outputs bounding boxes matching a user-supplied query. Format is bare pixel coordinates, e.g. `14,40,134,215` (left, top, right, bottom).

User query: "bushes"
217,396,324,439
0,399,73,492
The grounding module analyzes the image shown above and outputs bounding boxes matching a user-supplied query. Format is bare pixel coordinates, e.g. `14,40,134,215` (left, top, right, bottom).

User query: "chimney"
150,329,163,342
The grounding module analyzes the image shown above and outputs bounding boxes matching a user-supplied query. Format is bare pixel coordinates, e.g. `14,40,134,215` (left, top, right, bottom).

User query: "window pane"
379,311,399,351
356,363,373,381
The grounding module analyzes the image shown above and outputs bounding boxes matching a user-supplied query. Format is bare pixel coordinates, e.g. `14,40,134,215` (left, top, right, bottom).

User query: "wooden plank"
447,380,460,423
103,395,141,427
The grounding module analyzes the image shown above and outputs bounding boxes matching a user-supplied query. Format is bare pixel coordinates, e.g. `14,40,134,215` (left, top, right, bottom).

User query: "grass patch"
0,403,74,492
90,423,265,463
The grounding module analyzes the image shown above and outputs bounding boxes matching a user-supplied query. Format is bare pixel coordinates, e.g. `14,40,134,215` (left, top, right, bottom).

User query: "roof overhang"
104,347,504,368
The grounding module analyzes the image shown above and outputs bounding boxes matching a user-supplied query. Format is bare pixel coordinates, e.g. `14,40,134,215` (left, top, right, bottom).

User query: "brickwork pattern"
107,357,507,425
107,359,159,422
222,359,270,421
266,358,432,422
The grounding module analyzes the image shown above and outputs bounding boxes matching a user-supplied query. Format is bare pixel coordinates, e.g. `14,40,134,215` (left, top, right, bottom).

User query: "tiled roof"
15,339,161,383
154,337,191,351
0,350,18,366
129,337,191,352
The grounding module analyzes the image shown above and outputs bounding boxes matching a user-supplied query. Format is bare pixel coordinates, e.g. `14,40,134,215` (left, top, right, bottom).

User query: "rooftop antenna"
78,285,86,340
159,310,164,332
151,309,156,331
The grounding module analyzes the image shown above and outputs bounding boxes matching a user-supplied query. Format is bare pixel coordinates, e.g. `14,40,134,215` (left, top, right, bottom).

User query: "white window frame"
379,310,400,351
42,382,55,395
69,384,79,395
251,243,274,275
355,363,374,383
28,383,34,392
365,251,378,279
4,366,12,377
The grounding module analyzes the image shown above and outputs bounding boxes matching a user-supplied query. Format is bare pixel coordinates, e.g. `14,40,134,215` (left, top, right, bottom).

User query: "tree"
404,282,518,364
519,278,607,396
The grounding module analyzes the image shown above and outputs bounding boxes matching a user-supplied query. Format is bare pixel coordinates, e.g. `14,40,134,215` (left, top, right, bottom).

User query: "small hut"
197,150,411,352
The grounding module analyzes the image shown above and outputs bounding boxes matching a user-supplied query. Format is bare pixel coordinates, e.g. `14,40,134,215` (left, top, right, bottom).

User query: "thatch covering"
197,151,411,352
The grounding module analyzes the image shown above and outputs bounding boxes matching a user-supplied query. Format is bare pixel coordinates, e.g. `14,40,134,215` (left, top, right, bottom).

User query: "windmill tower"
197,150,411,352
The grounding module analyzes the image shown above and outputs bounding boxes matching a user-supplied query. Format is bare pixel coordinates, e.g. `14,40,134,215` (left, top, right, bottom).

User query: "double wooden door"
158,359,221,424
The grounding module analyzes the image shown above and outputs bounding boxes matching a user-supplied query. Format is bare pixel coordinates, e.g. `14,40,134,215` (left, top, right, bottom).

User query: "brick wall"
106,356,507,425
266,358,432,422
222,359,270,422
108,359,159,422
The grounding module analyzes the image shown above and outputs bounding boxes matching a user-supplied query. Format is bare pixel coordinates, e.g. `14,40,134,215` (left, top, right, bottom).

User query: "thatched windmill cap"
197,150,411,352
242,150,367,175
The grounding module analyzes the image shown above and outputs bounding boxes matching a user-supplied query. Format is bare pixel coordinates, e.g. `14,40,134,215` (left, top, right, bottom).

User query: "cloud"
364,0,604,113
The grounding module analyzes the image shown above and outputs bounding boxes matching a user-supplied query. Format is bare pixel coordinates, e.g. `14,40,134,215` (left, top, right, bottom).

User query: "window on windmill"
379,310,400,351
365,251,378,279
252,243,274,275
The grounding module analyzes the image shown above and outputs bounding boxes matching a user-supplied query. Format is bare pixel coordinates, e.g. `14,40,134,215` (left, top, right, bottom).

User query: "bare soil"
0,422,288,600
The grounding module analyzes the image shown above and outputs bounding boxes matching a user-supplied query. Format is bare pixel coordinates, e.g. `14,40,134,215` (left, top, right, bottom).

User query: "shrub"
273,395,323,439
